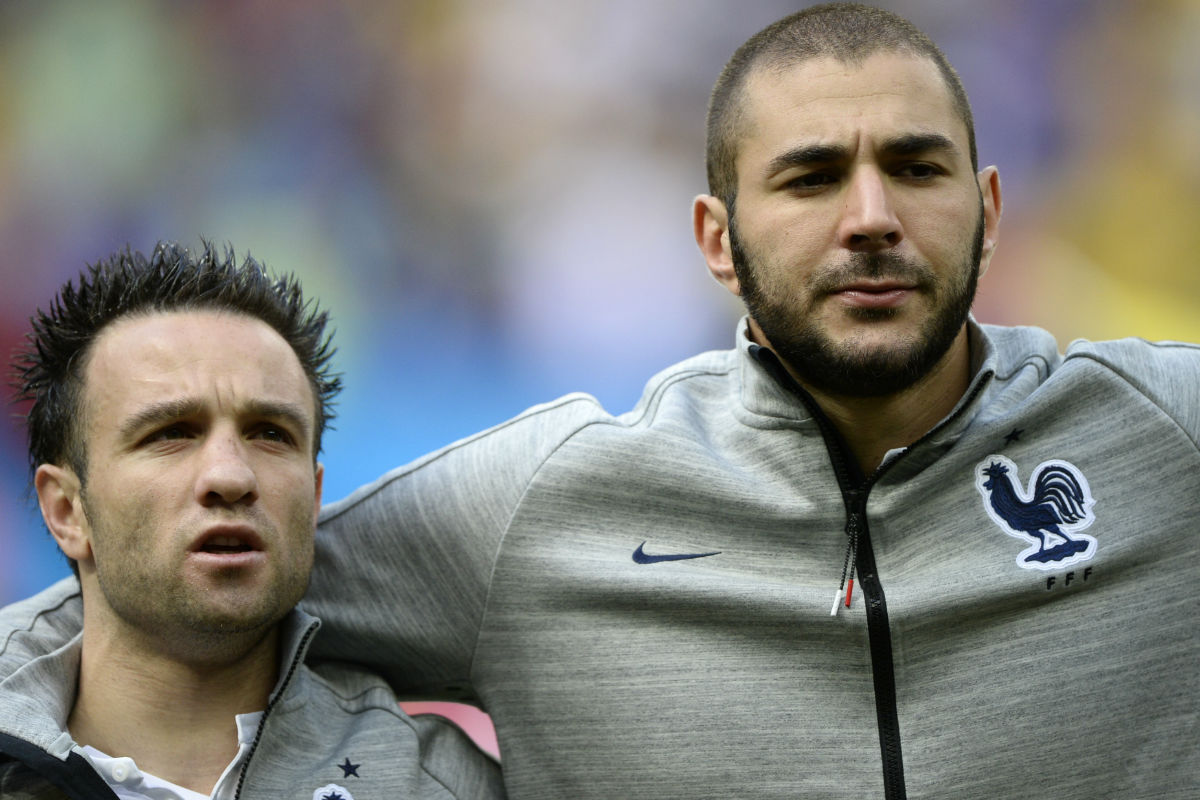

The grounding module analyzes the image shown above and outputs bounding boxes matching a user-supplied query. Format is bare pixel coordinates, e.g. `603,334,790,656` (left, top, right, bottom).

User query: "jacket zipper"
832,374,991,799
231,622,320,800
752,344,992,798
845,493,906,800
838,485,906,800
751,348,908,798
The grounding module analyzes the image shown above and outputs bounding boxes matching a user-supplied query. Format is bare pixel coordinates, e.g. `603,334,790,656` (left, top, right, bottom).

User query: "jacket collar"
731,315,1016,471
0,579,321,760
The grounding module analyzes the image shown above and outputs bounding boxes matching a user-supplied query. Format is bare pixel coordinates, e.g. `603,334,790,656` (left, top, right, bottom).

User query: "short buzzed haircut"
705,2,977,212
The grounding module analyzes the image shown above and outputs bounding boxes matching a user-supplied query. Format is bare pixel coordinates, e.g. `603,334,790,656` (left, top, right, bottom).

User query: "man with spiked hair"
0,243,503,798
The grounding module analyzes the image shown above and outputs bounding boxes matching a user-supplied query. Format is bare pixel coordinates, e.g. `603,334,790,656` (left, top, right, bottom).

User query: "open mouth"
200,536,255,554
191,528,264,556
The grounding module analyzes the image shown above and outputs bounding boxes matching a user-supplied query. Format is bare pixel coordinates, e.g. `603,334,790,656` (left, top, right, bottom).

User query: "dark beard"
730,201,984,398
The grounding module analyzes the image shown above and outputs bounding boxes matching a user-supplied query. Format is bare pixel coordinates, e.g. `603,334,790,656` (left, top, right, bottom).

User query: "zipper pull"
829,587,845,616
828,579,855,616
831,510,862,616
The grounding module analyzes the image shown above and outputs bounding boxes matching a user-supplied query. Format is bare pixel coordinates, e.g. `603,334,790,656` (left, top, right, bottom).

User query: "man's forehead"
738,51,965,155
745,49,951,101
83,310,316,423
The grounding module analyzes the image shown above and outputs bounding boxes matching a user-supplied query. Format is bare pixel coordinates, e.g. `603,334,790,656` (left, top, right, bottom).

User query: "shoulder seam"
1063,348,1200,453
319,393,601,524
304,666,412,713
621,365,735,427
991,353,1052,384
0,589,80,659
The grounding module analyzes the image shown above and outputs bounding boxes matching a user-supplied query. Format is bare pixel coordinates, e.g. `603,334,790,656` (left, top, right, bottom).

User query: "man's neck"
765,326,974,477
69,617,280,795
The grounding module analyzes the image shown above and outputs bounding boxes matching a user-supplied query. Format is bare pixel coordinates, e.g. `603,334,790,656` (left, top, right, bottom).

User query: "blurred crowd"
2,0,1197,605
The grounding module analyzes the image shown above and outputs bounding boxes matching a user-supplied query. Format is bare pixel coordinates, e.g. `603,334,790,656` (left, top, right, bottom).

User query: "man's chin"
816,358,926,398
177,581,299,635
820,297,927,331
774,325,960,399
813,318,928,361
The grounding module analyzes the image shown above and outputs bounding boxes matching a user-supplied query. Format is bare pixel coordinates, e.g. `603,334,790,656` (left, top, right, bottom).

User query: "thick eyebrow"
764,132,962,178
243,400,314,443
118,397,313,444
764,143,850,178
118,398,204,442
878,132,960,160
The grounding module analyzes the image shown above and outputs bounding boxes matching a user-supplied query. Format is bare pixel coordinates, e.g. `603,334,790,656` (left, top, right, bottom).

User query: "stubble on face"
730,197,985,398
81,485,314,656
72,312,320,662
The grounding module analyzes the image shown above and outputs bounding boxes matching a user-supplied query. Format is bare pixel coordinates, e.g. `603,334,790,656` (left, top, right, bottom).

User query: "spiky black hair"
12,240,341,482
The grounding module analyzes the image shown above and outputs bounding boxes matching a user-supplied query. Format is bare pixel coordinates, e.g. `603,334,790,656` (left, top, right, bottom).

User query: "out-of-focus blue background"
3,1,1198,606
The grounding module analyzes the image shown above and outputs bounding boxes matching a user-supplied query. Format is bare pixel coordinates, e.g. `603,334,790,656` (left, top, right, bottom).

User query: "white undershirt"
75,711,264,800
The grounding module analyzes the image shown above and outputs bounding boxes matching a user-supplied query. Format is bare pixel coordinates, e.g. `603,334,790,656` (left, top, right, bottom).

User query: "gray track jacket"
0,582,504,799
303,319,1199,799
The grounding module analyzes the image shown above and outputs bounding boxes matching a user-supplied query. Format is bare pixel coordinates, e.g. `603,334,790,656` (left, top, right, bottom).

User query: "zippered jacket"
302,318,1200,799
0,580,504,799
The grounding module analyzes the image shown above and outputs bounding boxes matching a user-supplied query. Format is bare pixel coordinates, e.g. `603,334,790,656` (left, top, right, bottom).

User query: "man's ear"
35,464,92,563
976,166,1003,278
313,462,324,521
692,194,741,296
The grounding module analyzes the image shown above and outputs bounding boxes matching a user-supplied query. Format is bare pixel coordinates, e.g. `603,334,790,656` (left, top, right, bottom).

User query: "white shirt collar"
74,710,263,800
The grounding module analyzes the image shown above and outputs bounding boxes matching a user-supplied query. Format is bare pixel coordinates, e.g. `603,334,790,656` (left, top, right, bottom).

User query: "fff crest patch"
975,454,1097,571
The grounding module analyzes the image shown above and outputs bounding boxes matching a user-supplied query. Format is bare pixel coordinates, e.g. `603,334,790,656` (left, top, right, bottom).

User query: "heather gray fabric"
0,581,504,800
304,318,1199,799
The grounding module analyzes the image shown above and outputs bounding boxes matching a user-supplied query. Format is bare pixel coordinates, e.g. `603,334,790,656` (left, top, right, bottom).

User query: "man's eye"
146,425,189,443
254,425,295,445
788,173,836,190
897,162,941,179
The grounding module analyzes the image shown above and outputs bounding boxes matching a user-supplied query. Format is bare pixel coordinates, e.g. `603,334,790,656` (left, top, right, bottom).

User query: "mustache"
808,252,937,294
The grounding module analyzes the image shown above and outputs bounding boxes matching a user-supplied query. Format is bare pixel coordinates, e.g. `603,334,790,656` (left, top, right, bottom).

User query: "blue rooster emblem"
975,455,1097,570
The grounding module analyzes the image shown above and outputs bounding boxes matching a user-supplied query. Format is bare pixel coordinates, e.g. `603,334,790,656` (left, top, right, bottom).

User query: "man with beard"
297,6,1197,798
0,243,504,799
300,5,1198,797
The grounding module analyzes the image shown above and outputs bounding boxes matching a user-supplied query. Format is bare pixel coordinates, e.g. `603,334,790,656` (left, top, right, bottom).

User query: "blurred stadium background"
2,0,1198,757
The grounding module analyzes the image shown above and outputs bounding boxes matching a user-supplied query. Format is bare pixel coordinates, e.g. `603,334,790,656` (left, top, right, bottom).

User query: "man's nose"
195,433,258,506
836,168,903,251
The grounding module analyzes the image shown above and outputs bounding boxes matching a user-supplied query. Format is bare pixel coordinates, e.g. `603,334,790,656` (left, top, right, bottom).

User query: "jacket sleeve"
302,393,608,701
